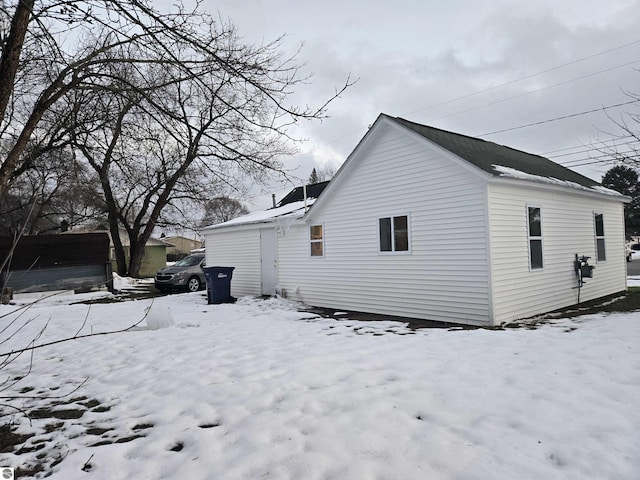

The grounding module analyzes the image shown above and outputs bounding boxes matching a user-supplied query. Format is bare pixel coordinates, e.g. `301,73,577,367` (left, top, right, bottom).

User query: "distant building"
162,235,204,260
65,226,171,277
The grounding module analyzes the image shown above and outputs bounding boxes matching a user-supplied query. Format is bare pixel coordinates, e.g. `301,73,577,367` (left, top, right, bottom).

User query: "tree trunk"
0,0,35,200
0,0,33,124
102,180,127,275
127,237,146,278
107,214,128,276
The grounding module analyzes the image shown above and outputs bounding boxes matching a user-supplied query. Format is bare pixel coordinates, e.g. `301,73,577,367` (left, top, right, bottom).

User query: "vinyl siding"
278,123,491,326
488,181,626,324
204,227,261,297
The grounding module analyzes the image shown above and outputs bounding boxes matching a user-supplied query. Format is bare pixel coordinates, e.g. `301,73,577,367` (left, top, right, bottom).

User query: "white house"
202,114,628,326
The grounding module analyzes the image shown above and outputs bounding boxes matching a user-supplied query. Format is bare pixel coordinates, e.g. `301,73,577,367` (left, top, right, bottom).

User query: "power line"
547,139,639,160
322,40,640,149
405,39,640,117
430,60,640,126
563,154,628,167
556,148,640,167
539,135,636,155
560,156,639,168
477,99,639,137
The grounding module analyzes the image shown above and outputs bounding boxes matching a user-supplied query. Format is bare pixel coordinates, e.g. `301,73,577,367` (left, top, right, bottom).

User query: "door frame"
260,228,278,295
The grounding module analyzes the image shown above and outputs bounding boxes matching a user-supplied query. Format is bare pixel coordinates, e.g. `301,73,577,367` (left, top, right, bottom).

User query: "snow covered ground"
1,287,639,479
626,275,640,287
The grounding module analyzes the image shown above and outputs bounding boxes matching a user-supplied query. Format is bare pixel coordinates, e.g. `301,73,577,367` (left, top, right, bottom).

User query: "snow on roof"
492,165,625,198
202,199,316,230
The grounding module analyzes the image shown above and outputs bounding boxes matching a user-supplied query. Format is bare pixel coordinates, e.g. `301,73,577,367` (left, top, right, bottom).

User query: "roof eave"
489,176,631,202
201,218,277,232
201,212,309,233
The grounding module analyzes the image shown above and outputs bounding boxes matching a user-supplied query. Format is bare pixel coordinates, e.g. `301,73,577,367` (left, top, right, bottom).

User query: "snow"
492,165,624,198
1,289,639,479
202,199,316,230
112,273,154,291
627,275,640,287
143,301,175,330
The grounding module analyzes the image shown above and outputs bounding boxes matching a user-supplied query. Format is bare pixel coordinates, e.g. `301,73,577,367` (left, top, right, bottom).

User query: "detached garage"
203,114,628,326
0,233,112,293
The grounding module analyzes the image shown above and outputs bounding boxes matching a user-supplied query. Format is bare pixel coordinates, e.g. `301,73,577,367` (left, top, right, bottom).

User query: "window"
310,225,324,257
594,213,606,262
379,215,409,252
527,206,543,269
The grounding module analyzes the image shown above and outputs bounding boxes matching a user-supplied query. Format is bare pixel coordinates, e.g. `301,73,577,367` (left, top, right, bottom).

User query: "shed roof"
202,181,327,230
201,199,316,230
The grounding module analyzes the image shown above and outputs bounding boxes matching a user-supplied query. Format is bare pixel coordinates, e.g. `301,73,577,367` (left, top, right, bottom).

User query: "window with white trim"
310,225,324,257
527,206,543,269
594,213,606,262
379,215,409,252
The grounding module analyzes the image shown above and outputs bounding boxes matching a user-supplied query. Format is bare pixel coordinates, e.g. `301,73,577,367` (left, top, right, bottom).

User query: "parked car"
627,243,640,262
154,253,205,292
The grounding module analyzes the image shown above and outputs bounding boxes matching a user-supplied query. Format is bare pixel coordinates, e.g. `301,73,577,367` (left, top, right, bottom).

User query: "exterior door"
260,229,278,295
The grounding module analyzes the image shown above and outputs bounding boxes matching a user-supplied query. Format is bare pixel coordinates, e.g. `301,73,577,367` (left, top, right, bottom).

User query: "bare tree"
200,197,248,226
0,146,104,236
316,165,337,182
1,1,352,277
0,0,353,202
595,90,640,167
63,21,348,276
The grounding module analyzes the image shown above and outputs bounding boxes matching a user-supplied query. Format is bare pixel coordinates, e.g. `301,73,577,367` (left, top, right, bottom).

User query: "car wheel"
186,276,201,292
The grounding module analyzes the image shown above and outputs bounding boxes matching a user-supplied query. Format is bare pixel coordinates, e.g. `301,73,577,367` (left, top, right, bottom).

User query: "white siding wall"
204,227,262,297
488,182,626,324
278,124,492,326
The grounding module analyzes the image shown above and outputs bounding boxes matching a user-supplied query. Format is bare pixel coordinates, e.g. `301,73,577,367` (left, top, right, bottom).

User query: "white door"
260,229,278,295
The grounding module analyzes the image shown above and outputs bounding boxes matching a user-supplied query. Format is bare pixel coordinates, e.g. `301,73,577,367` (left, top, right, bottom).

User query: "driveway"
628,257,640,276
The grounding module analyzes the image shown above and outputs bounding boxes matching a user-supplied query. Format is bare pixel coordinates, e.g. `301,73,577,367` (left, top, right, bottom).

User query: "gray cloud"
205,0,640,209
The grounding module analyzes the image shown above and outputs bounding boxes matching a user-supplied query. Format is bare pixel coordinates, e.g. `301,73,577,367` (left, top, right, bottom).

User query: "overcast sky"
203,0,640,210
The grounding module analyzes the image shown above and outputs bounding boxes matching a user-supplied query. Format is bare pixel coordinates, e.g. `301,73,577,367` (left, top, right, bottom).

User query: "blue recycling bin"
203,266,235,304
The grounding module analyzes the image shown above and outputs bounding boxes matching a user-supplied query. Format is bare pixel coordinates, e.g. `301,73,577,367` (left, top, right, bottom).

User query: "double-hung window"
310,225,324,257
594,213,606,262
379,215,409,253
527,206,543,269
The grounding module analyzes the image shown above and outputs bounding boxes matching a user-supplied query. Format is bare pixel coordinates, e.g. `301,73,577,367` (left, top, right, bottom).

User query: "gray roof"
391,115,600,189
277,181,330,207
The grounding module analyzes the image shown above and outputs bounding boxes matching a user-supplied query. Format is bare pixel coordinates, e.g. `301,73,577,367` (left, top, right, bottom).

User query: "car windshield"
174,255,203,267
